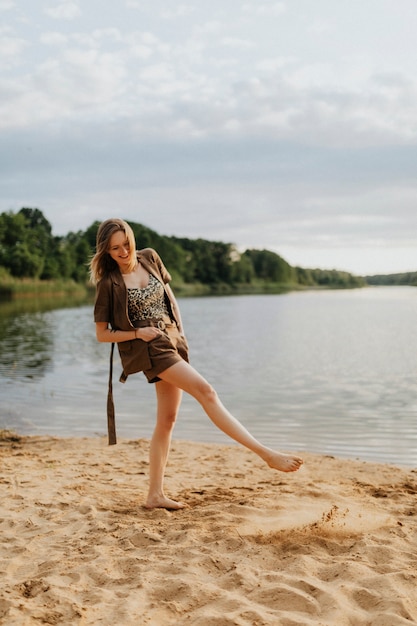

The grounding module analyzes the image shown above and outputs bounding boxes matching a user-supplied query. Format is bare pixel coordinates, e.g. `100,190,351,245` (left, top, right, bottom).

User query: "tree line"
0,207,366,292
365,272,417,286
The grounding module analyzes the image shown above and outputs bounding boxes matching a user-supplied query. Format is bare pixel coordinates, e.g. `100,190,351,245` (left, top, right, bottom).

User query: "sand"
1,433,417,626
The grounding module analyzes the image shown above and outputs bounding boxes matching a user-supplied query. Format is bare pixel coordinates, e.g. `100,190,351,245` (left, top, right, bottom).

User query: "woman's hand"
136,326,162,342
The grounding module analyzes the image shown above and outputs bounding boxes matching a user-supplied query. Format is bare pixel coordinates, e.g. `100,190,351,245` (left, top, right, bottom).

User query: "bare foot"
144,495,188,510
264,451,304,473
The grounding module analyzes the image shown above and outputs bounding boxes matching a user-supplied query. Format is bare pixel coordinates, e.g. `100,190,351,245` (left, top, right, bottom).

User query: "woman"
91,218,303,510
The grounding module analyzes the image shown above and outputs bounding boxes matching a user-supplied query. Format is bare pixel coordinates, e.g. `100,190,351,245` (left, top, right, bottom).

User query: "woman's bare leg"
158,361,303,472
145,379,186,510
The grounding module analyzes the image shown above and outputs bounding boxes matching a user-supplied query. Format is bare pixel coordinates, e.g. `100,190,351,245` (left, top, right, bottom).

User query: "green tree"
172,237,234,285
19,208,54,278
230,251,255,283
0,210,45,277
243,249,293,283
309,268,365,288
10,242,45,277
294,266,315,286
61,230,94,282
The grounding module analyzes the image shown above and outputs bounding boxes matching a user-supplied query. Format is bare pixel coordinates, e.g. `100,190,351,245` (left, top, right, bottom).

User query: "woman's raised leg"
145,379,186,510
158,361,303,472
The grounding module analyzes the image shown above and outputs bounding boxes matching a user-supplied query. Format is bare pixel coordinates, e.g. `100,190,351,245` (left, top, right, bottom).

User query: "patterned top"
127,273,170,323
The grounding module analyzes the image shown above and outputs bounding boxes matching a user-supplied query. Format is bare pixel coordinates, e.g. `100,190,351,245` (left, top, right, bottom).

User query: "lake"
1,287,416,467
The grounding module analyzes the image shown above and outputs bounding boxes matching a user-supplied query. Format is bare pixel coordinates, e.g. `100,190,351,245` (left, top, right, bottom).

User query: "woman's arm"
95,322,136,343
95,322,161,343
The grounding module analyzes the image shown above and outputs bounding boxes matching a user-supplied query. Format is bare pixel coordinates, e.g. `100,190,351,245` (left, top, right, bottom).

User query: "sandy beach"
1,433,417,625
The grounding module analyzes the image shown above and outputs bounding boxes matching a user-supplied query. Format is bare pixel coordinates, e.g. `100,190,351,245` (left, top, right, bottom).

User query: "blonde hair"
89,218,137,284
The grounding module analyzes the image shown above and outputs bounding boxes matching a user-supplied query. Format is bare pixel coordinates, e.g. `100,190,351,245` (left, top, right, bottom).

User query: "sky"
1,1,417,276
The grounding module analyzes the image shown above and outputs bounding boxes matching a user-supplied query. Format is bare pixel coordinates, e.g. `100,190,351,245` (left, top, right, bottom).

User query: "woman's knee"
156,410,178,431
196,380,218,406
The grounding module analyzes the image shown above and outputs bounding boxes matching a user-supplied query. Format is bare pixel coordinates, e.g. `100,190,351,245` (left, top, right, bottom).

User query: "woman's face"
108,230,133,272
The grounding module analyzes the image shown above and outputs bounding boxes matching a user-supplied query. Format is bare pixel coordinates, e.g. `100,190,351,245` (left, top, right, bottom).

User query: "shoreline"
2,435,417,625
2,428,416,470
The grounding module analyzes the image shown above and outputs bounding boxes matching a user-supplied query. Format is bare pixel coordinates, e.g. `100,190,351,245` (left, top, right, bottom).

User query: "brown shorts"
142,321,189,383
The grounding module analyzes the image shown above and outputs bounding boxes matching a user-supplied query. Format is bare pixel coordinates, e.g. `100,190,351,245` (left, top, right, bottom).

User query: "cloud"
40,31,68,46
307,18,334,35
44,2,81,20
0,1,14,11
2,2,417,148
0,53,127,130
221,37,255,50
0,28,27,64
242,2,286,17
3,26,417,146
160,4,194,19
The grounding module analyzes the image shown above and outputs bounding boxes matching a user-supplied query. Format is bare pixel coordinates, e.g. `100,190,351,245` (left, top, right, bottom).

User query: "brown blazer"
94,247,179,378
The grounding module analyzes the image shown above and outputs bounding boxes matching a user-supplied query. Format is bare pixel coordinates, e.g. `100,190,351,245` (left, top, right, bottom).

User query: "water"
1,287,416,467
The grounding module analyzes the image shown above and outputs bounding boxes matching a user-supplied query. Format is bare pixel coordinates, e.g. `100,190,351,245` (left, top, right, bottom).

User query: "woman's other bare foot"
263,451,304,472
144,495,188,510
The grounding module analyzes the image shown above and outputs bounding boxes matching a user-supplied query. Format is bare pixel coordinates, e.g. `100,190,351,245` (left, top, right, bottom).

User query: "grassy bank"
1,274,357,302
0,276,94,315
0,272,302,300
0,273,93,300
